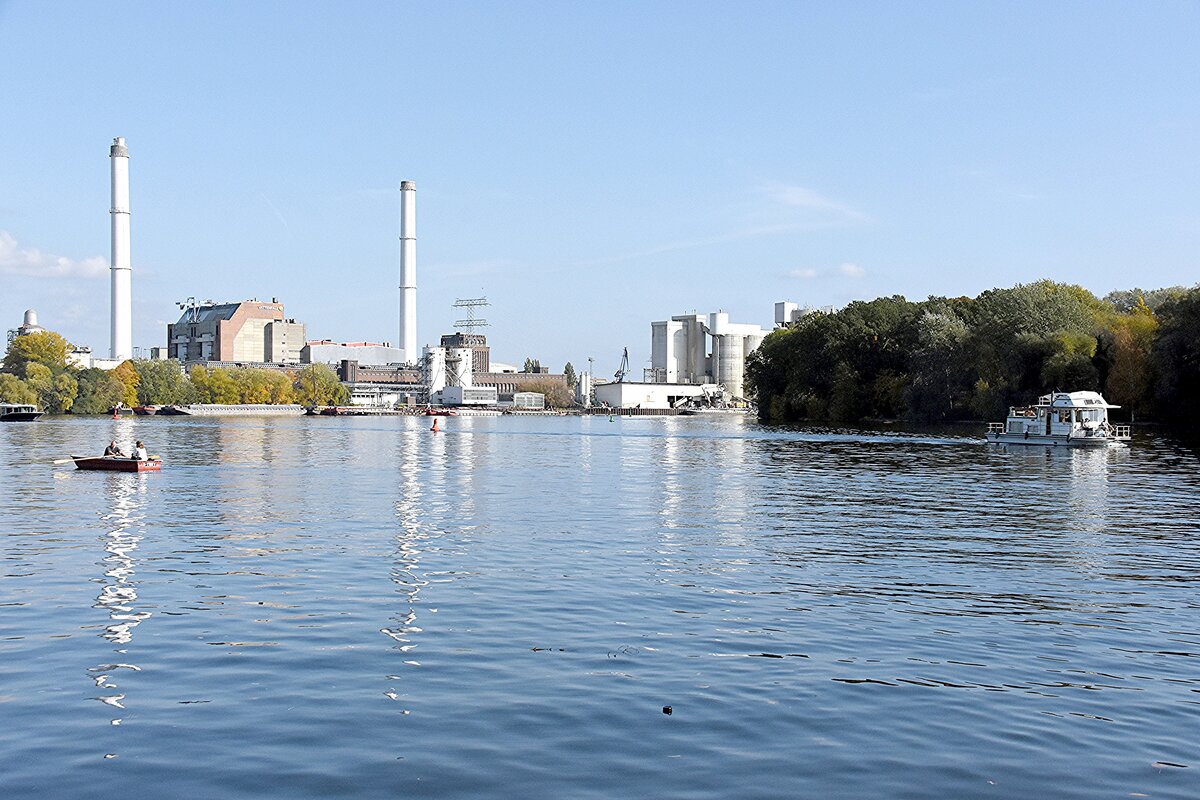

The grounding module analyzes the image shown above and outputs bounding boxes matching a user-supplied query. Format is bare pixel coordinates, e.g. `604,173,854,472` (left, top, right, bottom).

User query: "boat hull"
986,433,1123,447
0,412,43,421
72,456,162,472
132,406,160,416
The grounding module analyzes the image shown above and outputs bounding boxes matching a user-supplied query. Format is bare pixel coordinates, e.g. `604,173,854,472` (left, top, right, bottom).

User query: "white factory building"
302,340,405,366
595,306,789,410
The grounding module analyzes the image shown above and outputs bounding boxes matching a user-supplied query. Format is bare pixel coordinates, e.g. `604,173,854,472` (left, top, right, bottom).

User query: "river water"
2,414,1198,798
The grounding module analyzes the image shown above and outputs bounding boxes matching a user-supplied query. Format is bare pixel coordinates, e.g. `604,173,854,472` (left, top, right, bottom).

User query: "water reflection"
91,472,150,727
382,426,428,709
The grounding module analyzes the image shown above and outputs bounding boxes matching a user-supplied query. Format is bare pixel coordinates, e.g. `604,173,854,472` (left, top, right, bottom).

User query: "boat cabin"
987,391,1130,446
0,403,43,421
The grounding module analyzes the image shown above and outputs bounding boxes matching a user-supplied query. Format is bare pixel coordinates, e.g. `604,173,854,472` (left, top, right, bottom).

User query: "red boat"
72,456,162,472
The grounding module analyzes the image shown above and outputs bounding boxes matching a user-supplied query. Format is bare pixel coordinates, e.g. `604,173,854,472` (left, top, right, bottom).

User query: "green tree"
563,362,577,389
1104,287,1186,314
294,363,347,406
133,359,196,405
1151,288,1200,427
3,330,70,374
24,362,77,413
1103,301,1157,417
0,373,37,405
73,369,128,414
905,310,970,420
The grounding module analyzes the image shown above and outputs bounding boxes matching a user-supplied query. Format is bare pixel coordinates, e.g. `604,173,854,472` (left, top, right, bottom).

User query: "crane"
614,347,630,382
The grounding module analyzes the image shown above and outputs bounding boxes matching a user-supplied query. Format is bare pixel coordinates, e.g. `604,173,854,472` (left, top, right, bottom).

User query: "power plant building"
167,300,306,364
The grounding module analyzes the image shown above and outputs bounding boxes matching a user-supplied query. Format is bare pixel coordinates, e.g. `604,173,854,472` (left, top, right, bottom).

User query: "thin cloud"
762,183,870,224
789,268,819,279
260,193,291,232
838,262,865,278
570,184,868,268
0,231,107,278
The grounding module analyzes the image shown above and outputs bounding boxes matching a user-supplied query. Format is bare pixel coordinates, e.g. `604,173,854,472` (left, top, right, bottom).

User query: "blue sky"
1,2,1196,374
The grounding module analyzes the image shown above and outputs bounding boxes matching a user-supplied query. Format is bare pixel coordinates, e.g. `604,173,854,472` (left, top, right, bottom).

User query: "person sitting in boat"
103,441,124,457
132,441,148,461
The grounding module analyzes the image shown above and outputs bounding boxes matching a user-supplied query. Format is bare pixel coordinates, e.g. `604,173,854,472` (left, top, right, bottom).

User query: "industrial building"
512,392,545,410
608,308,769,409
167,299,306,364
649,311,765,400
439,332,489,373
8,309,45,342
594,381,718,410
303,340,405,366
774,301,835,326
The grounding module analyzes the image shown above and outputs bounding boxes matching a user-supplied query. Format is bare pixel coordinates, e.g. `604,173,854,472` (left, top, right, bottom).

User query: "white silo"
423,345,446,395
448,347,474,387
398,181,417,364
109,137,132,360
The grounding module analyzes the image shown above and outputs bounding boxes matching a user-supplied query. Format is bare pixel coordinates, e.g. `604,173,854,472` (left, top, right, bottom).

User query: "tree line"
0,329,348,413
746,281,1198,428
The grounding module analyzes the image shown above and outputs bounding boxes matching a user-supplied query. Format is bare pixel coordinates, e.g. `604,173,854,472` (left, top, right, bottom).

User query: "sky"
1,2,1197,376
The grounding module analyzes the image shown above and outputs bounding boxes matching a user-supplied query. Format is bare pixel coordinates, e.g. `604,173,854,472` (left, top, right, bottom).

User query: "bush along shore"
746,281,1198,431
0,331,349,413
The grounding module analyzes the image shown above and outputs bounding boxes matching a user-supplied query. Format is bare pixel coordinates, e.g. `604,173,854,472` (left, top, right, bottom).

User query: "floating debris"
662,706,673,715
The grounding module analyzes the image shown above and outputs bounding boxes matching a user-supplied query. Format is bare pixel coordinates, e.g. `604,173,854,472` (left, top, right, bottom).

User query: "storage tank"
448,347,473,387
423,345,446,394
717,333,745,399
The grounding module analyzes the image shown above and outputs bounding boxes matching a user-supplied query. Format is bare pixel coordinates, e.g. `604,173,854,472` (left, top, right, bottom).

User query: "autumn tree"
520,379,574,408
294,363,348,406
3,330,70,374
111,361,140,407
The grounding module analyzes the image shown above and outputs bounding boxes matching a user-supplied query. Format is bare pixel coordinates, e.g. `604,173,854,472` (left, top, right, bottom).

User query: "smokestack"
399,180,417,364
109,137,132,361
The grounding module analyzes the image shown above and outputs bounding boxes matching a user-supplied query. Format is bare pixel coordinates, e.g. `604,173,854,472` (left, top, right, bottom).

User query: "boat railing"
1113,424,1131,440
986,423,1004,434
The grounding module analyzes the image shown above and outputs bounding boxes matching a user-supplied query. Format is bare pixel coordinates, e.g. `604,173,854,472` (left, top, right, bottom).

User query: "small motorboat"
72,456,162,472
132,405,160,416
0,403,42,421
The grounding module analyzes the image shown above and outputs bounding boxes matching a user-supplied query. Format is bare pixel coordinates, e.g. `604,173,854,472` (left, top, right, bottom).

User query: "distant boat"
132,405,161,416
0,403,42,422
71,455,162,472
986,391,1131,447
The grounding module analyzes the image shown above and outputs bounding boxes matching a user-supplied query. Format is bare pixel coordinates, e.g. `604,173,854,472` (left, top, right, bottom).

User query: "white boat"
0,403,42,421
986,391,1130,447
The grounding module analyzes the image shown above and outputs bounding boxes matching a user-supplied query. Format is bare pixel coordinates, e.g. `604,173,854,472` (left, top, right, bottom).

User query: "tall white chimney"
398,180,417,364
109,137,132,361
